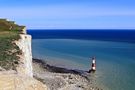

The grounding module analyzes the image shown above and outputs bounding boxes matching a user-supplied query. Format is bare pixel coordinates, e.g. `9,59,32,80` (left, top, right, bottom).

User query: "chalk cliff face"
0,33,48,90
16,34,33,77
0,19,47,90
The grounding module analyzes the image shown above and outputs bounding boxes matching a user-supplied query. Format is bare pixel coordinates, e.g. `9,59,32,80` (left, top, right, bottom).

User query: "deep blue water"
28,29,135,90
28,29,135,43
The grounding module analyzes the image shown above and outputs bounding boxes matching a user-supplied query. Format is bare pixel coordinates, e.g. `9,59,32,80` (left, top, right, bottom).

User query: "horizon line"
27,29,135,30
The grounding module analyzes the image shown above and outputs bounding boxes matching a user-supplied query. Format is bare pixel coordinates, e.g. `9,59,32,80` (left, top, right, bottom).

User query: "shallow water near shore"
31,38,135,90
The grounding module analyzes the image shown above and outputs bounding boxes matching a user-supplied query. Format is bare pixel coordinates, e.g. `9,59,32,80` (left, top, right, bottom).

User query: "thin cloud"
0,5,135,19
0,2,135,29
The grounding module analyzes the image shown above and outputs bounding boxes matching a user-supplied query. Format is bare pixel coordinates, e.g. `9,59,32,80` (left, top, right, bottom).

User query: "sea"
28,29,135,90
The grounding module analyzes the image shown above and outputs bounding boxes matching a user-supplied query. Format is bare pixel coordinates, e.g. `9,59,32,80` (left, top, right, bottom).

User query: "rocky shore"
33,58,103,90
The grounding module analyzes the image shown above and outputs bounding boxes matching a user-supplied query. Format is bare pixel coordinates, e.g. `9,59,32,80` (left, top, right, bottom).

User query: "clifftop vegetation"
0,19,25,70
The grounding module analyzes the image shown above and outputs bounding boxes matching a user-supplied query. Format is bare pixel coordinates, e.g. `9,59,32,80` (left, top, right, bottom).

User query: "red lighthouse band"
89,56,96,73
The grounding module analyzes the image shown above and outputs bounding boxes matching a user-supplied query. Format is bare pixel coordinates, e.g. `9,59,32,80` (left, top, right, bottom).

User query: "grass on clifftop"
0,19,24,70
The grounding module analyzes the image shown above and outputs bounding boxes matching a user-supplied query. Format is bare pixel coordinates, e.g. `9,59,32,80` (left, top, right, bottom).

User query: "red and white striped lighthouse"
91,57,96,71
89,56,96,73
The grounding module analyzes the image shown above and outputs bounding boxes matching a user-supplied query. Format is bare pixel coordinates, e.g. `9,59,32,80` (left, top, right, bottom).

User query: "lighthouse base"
88,69,96,73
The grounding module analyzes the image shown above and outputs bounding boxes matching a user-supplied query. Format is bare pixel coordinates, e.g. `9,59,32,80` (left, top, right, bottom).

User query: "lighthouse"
89,57,96,73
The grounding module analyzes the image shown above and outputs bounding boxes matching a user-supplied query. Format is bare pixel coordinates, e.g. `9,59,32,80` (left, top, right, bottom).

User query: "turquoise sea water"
32,39,135,90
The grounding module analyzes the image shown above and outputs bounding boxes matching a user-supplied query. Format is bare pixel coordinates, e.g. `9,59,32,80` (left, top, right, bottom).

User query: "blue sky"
0,0,135,29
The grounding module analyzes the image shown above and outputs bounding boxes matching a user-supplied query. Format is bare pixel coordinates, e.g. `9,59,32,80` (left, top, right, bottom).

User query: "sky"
0,0,135,29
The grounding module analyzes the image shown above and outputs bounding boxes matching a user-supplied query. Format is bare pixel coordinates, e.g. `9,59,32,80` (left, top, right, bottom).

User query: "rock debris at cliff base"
33,58,103,90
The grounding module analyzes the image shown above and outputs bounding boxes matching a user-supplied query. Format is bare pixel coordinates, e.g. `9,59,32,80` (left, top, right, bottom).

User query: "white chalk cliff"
16,34,33,77
0,29,47,90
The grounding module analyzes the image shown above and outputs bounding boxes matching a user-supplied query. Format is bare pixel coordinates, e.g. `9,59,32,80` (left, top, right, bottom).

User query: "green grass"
0,19,24,70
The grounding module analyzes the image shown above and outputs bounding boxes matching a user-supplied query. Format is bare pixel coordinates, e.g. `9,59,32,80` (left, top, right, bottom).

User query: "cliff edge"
16,34,33,77
0,19,47,90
